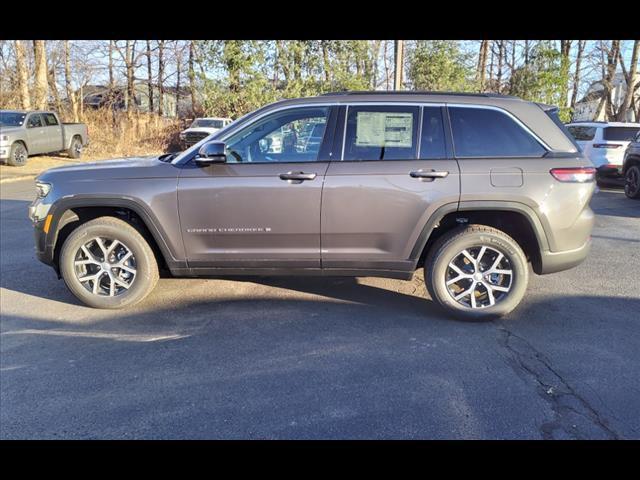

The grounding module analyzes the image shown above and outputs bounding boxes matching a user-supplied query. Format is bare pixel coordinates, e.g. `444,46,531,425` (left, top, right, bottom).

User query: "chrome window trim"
447,103,551,152
174,100,550,164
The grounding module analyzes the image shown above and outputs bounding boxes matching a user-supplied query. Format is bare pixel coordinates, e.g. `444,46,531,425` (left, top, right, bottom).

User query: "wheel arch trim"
45,195,183,268
408,200,550,265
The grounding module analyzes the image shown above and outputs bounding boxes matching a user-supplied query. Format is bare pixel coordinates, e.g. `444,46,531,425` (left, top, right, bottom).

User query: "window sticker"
355,112,413,148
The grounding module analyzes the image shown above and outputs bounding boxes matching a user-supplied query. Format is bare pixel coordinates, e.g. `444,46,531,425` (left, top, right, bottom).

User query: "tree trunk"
560,40,572,109
14,40,31,109
176,42,182,118
570,40,586,113
48,62,63,114
524,40,530,66
33,40,48,109
616,40,639,122
145,40,154,114
188,41,197,116
321,40,331,85
383,40,390,90
594,40,620,121
477,40,489,92
158,40,165,116
64,41,79,122
125,41,136,113
496,40,504,93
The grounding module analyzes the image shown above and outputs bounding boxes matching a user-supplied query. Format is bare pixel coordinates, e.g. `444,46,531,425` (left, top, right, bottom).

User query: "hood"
0,126,23,136
37,155,180,182
181,127,220,135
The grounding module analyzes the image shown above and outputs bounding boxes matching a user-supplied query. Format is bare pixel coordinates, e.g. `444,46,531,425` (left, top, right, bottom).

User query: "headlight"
35,181,51,198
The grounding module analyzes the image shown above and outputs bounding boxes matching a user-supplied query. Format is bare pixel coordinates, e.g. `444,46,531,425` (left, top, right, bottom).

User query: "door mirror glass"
196,141,227,165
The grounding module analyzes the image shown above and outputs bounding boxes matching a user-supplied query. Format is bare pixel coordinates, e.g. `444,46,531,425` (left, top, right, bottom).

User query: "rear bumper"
537,238,591,274
596,164,623,178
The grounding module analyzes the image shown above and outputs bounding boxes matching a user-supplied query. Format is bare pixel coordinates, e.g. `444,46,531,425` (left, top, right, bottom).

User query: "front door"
25,113,47,154
178,105,333,270
321,104,461,272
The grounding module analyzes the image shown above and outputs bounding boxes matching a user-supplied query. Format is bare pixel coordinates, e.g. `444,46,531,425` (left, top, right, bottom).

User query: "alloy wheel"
74,237,137,296
445,245,513,309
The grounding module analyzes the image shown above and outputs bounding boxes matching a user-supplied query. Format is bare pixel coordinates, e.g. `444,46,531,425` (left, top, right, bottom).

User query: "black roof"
321,90,518,99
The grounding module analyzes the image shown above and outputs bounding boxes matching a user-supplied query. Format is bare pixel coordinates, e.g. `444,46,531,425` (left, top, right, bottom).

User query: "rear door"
25,113,47,154
321,104,460,272
41,113,64,152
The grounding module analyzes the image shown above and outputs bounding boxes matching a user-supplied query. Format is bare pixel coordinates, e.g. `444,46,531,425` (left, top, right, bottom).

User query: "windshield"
603,126,640,142
0,112,27,127
191,119,224,129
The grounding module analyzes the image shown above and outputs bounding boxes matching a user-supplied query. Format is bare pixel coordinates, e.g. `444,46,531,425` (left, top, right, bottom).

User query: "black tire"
7,142,28,166
67,136,83,159
60,216,159,309
624,165,640,199
424,224,529,320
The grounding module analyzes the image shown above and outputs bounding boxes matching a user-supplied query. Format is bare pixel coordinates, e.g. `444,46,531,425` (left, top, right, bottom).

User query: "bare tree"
616,40,639,121
33,40,48,109
14,40,31,109
477,40,489,91
188,41,197,115
64,41,79,122
594,41,621,120
158,40,165,116
570,40,587,113
146,40,154,113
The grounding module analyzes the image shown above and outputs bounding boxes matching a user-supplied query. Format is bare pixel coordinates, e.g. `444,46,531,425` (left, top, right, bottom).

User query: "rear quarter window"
567,125,596,141
603,127,640,141
449,107,546,158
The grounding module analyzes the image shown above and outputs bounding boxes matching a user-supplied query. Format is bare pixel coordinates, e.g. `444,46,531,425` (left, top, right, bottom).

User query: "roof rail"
320,90,519,99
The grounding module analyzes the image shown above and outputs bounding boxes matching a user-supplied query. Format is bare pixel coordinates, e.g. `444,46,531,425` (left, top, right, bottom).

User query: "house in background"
81,83,192,118
573,72,639,122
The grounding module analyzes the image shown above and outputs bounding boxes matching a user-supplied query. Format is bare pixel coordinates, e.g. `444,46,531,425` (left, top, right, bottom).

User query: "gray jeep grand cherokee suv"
29,92,595,319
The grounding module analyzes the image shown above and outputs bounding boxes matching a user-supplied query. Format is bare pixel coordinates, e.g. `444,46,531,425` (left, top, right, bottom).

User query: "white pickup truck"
0,110,89,166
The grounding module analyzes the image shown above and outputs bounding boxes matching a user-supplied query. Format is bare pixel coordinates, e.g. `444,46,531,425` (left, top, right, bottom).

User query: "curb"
0,174,35,184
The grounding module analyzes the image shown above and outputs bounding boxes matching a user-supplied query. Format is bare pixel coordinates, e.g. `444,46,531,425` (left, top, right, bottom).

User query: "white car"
180,117,233,148
566,121,640,180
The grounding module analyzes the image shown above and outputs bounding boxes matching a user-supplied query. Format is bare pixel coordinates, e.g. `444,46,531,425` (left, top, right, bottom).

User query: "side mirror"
195,141,226,165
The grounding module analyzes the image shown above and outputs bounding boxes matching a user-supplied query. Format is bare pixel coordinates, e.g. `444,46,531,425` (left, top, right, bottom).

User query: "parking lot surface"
1,179,638,439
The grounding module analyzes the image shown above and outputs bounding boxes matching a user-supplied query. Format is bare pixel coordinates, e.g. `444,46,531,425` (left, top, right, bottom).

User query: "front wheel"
59,216,159,309
7,142,28,166
425,225,529,320
624,165,640,199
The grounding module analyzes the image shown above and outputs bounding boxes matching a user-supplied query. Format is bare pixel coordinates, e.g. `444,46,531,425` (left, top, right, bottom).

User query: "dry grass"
70,109,183,159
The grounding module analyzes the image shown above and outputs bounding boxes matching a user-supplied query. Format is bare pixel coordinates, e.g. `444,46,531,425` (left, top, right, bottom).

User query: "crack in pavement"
497,325,621,440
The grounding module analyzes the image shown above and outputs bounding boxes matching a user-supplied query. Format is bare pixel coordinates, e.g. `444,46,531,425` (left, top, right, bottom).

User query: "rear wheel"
67,136,83,159
425,225,529,320
7,142,28,166
624,165,640,199
60,216,159,309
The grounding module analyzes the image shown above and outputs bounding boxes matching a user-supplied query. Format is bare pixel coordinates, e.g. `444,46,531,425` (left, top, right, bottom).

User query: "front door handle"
279,171,317,183
409,169,449,181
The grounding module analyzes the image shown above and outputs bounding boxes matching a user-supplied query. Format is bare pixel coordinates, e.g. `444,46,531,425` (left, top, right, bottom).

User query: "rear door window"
43,113,59,126
603,127,640,141
343,105,419,160
449,106,546,158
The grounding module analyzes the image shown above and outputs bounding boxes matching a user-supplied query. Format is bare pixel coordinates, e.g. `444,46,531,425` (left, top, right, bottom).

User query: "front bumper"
537,238,591,275
0,144,10,160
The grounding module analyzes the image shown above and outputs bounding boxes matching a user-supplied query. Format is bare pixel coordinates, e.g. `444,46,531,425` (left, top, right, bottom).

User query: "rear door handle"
409,169,449,180
279,171,317,183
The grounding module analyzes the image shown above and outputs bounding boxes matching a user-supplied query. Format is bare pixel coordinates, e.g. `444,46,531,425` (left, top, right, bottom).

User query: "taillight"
550,167,596,183
593,143,622,149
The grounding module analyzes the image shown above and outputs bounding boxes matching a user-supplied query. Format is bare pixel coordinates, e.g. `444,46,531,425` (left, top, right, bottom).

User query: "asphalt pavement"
1,179,638,439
